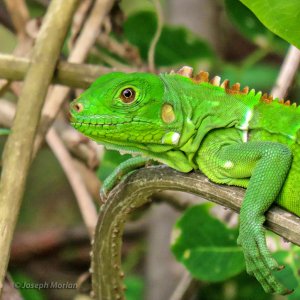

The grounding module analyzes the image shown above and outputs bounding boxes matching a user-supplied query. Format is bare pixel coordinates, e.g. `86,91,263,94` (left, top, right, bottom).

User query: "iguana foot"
237,216,292,294
100,156,151,203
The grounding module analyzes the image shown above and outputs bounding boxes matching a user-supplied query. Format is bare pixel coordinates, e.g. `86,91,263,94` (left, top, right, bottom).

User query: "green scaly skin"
70,67,300,295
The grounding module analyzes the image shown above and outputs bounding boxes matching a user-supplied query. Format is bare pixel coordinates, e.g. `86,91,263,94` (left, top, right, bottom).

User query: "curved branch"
92,165,300,300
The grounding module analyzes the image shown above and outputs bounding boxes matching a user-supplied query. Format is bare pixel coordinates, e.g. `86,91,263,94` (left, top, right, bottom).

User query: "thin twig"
148,0,164,72
68,0,114,63
46,128,98,237
2,275,23,300
33,0,115,157
0,0,32,93
91,47,134,71
68,0,93,49
169,271,200,300
57,118,100,169
271,45,300,99
11,227,89,262
4,0,29,40
0,100,15,126
0,99,100,169
97,34,142,66
0,2,14,31
0,99,99,233
0,0,79,293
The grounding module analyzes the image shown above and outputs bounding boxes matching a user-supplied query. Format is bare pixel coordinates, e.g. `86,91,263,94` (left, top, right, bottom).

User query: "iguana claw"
237,218,291,294
99,186,108,203
99,157,151,203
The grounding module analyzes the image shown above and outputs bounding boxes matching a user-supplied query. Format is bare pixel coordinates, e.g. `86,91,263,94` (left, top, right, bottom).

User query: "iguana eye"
120,88,136,103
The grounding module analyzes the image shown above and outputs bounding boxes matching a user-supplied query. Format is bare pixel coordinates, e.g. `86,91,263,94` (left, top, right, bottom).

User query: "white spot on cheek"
224,161,234,169
161,132,181,145
172,132,180,144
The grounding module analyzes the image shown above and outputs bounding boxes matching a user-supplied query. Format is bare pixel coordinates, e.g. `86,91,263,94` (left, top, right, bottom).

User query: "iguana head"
70,72,184,152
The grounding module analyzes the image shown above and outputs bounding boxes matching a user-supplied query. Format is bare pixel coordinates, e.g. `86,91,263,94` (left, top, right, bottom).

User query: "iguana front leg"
196,132,292,294
100,156,151,201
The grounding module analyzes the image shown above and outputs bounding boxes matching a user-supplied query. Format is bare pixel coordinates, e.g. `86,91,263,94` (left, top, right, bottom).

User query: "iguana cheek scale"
70,66,299,295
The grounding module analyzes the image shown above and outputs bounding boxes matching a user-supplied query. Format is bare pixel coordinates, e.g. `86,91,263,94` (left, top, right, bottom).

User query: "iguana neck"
160,74,260,154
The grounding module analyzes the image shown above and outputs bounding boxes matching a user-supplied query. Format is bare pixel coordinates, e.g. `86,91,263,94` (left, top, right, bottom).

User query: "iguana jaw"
70,113,179,154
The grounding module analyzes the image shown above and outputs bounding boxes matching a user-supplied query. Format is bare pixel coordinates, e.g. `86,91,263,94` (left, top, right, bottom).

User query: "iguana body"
70,66,299,295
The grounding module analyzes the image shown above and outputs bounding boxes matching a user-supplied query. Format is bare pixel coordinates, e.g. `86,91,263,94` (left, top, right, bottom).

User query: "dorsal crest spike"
261,92,273,103
241,86,249,94
169,66,298,108
232,83,240,91
210,76,221,86
225,82,242,94
194,71,209,83
177,66,193,78
220,79,230,89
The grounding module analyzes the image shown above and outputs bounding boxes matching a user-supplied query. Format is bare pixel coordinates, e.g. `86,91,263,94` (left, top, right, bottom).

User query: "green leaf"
0,128,10,136
124,11,214,66
198,272,272,300
97,150,131,182
11,272,46,300
0,26,17,53
225,0,288,53
240,0,300,49
171,204,245,282
26,0,46,18
124,275,144,300
273,248,300,298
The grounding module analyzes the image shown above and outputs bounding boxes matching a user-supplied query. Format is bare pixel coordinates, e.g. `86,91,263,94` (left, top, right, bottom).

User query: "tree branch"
33,0,116,157
0,99,99,238
0,54,115,88
169,270,200,300
0,0,79,293
46,128,98,237
92,165,300,299
271,45,300,99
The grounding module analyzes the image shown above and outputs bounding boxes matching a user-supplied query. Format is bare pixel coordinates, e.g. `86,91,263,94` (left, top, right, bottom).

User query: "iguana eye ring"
120,88,136,103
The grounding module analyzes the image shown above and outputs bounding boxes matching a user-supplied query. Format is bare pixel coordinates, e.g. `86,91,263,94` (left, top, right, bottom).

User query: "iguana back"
160,68,300,215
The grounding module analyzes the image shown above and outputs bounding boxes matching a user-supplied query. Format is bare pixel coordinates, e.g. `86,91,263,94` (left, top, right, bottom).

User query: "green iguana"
70,66,300,295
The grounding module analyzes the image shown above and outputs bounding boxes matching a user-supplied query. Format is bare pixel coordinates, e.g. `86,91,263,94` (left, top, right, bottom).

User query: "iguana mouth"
70,121,132,128
70,113,133,126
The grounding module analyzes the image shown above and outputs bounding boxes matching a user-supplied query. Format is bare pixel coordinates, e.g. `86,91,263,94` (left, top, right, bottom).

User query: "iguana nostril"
74,102,84,113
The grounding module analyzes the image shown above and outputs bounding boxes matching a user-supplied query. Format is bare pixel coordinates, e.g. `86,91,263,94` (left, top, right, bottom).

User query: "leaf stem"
148,0,164,72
